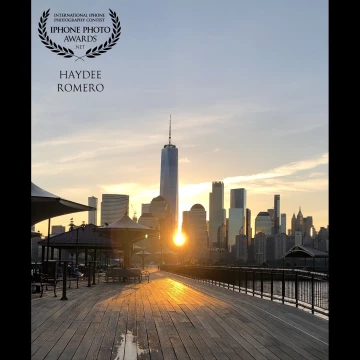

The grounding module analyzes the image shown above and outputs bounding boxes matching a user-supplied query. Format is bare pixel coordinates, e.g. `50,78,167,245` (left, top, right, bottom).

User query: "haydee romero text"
58,70,104,92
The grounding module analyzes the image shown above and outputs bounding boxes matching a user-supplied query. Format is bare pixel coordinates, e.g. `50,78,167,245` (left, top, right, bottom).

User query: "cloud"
308,172,326,178
99,183,160,205
178,153,328,199
273,123,326,136
179,157,190,163
222,153,328,185
213,148,220,152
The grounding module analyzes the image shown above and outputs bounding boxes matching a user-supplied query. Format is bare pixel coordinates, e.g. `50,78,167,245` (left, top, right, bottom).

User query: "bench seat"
105,268,149,283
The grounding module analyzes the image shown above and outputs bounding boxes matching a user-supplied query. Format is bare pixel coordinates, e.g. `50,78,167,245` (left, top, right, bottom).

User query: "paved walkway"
31,269,328,360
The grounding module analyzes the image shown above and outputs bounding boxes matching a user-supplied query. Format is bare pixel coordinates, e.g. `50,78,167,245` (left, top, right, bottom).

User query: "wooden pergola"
283,244,329,270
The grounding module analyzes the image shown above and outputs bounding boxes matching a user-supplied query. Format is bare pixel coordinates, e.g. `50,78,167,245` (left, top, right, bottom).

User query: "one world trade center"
160,115,178,233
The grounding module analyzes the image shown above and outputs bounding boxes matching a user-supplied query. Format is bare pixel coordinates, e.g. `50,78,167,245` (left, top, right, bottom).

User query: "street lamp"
75,220,86,267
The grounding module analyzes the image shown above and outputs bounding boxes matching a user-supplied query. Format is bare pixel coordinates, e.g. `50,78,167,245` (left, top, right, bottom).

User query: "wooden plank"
168,272,328,360
123,290,139,360
147,328,164,360
136,287,151,360
95,291,123,360
29,270,328,360
108,288,131,360
167,310,203,360
179,304,230,360
87,287,126,360
86,289,123,359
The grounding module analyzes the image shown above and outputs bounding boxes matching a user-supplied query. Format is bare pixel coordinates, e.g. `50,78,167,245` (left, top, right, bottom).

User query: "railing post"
245,270,247,294
228,268,230,289
270,270,273,301
295,271,298,308
232,268,235,291
238,268,241,292
253,270,255,296
261,270,263,298
311,274,315,314
282,269,285,304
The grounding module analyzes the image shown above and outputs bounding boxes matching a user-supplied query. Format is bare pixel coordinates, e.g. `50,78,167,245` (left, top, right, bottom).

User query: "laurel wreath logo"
38,9,121,61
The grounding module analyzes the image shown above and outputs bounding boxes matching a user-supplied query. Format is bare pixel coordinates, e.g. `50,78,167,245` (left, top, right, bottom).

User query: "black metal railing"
161,265,329,317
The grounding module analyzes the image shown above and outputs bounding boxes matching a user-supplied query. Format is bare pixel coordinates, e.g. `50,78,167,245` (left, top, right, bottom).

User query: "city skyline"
31,0,328,237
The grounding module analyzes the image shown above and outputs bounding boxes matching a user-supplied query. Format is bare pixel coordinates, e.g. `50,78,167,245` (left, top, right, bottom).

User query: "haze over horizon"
31,0,328,237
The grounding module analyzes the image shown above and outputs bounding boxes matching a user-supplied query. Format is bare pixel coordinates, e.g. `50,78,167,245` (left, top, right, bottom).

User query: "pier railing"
161,265,329,318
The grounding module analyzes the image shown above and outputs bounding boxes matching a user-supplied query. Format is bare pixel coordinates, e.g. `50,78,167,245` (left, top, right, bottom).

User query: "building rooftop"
191,204,205,210
257,212,270,217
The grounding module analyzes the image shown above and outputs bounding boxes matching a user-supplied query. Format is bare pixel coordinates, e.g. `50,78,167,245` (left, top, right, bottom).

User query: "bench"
141,270,150,283
105,268,146,283
105,268,122,282
56,274,80,289
31,273,58,297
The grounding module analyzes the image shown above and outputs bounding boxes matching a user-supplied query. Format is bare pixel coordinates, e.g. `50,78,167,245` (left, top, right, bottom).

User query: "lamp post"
45,218,51,274
75,221,86,267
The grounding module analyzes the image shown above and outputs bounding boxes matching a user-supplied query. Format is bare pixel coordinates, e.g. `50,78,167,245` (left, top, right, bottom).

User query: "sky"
31,0,328,237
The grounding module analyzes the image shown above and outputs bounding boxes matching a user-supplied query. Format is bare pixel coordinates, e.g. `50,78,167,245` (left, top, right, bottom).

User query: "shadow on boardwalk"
31,268,328,360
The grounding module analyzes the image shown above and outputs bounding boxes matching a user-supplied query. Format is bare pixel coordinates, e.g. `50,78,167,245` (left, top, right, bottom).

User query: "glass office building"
255,211,272,236
230,188,247,210
160,118,178,231
274,194,280,234
100,194,129,226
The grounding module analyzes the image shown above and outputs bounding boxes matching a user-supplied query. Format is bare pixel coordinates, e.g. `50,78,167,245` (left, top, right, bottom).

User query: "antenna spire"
169,114,172,145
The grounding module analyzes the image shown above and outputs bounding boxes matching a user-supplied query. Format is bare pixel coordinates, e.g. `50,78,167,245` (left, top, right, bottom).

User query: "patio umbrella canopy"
134,251,151,256
31,182,95,226
134,250,151,269
154,248,177,255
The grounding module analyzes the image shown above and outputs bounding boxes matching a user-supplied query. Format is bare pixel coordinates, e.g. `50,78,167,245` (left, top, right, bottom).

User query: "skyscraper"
230,188,246,209
246,208,252,246
280,213,286,234
51,225,65,235
149,195,173,251
209,181,225,247
160,115,178,233
182,204,208,259
228,188,247,251
141,203,151,214
274,194,280,234
267,208,275,234
100,194,129,225
228,208,245,250
88,196,98,225
255,212,272,236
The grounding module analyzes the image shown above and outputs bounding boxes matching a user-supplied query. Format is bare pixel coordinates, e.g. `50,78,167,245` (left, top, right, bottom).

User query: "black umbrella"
31,182,95,226
31,182,95,271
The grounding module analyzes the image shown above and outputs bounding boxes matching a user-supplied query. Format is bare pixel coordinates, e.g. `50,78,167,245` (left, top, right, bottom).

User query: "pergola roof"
284,245,329,259
37,223,119,250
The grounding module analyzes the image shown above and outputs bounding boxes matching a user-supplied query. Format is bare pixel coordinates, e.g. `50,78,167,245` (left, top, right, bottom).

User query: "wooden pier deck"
31,268,328,360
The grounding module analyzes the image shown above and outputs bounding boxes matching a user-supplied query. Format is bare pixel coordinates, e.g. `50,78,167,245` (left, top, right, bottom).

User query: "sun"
173,232,185,246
